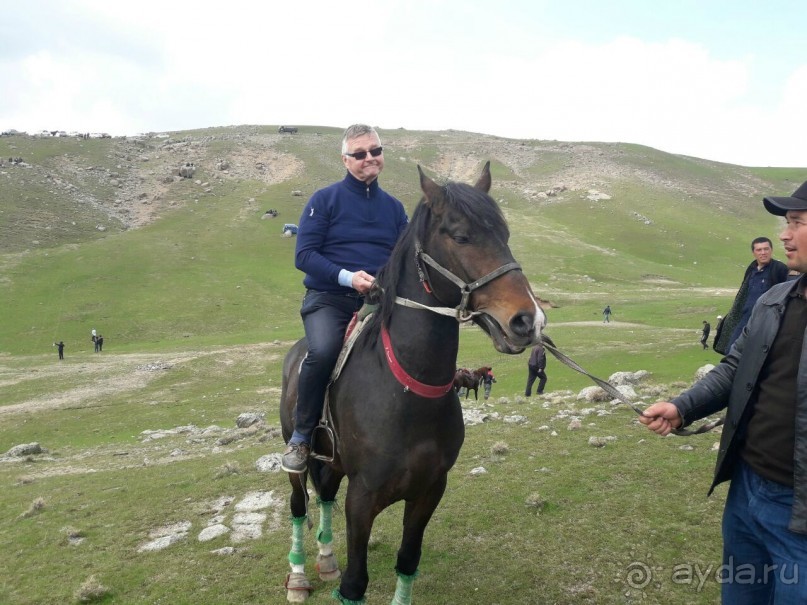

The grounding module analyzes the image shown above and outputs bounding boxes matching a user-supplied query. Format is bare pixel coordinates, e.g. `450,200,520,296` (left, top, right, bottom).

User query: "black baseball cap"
763,181,807,216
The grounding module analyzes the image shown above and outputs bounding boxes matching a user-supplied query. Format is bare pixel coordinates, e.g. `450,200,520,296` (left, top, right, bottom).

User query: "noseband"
403,239,522,321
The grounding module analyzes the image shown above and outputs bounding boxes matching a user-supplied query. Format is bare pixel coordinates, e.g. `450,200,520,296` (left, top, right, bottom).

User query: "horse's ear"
474,161,491,193
418,165,445,206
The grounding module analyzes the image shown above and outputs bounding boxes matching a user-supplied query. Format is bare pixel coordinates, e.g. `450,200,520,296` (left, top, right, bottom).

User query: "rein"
540,334,724,437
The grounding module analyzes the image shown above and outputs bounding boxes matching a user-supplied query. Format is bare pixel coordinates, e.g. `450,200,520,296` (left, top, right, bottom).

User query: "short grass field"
1,127,803,603
1,327,728,605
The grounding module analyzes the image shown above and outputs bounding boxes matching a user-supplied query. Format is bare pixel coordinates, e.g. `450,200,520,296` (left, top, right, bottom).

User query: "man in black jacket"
716,236,789,353
640,181,807,604
524,343,547,396
700,320,711,350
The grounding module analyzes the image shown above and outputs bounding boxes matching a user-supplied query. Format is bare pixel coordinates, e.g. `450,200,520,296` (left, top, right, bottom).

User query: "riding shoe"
281,442,310,473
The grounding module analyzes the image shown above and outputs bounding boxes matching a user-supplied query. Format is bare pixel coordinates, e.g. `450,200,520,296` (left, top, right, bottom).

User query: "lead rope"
540,334,724,437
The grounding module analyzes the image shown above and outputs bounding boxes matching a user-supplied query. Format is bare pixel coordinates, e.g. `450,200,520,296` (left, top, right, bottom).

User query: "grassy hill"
1,125,802,358
0,126,804,604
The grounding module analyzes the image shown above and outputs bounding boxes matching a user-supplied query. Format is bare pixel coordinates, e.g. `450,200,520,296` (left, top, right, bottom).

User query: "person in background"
639,181,807,604
700,320,711,350
281,124,408,474
53,341,65,360
482,367,496,400
716,236,789,353
524,342,547,396
602,305,612,323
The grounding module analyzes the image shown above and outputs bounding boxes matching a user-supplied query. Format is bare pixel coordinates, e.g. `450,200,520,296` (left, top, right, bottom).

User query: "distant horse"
453,366,491,400
280,162,545,604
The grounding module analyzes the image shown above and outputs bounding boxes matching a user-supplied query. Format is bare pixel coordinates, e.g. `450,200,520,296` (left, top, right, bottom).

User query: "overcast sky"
1,0,804,167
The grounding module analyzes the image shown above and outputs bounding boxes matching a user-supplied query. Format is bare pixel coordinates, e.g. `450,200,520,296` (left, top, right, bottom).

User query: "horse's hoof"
284,572,312,602
316,552,341,581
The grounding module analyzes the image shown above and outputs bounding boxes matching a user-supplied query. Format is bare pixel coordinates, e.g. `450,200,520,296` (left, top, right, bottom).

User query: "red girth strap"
381,325,454,398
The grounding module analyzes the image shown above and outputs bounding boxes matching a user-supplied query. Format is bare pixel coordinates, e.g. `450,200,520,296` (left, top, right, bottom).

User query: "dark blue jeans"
290,290,363,444
721,460,807,604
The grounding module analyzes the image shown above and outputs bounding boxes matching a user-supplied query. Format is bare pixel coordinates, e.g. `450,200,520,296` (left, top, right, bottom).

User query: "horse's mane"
364,180,508,338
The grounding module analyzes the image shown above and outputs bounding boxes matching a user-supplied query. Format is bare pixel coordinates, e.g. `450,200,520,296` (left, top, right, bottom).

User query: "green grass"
1,127,803,603
0,347,726,604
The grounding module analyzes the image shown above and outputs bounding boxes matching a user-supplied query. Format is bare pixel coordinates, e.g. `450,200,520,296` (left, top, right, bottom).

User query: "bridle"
378,238,522,399
392,239,522,321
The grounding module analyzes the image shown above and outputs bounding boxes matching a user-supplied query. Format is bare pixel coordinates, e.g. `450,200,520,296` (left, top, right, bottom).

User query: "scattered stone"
504,415,527,425
138,520,192,552
231,512,266,542
608,371,650,386
211,546,236,555
577,386,609,402
611,385,637,401
5,442,44,457
138,533,186,552
236,412,264,428
140,425,197,442
586,190,611,201
255,454,283,473
462,409,496,425
235,490,277,512
695,364,716,381
136,362,172,372
150,520,192,538
198,524,230,542
469,466,487,476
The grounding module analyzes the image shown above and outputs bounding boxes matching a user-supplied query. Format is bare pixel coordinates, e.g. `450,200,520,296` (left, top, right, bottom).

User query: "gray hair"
341,124,380,154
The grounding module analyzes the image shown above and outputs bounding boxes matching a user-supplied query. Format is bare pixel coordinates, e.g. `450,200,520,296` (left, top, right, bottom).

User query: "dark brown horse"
280,162,545,603
453,366,491,400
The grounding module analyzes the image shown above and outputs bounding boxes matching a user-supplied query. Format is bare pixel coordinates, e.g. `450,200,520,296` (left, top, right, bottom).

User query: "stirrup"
310,422,335,463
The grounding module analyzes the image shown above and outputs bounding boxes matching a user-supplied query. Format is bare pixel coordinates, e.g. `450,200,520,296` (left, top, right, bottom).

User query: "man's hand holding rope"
639,402,683,436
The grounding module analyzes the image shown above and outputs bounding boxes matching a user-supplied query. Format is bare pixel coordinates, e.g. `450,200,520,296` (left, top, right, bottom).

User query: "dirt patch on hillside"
111,134,304,229
0,343,283,417
6,126,771,240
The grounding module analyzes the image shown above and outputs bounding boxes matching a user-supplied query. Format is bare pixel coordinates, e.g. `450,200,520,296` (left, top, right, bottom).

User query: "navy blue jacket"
295,172,408,293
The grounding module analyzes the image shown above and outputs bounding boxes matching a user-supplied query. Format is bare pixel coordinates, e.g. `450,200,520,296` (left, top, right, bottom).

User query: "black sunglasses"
344,147,383,160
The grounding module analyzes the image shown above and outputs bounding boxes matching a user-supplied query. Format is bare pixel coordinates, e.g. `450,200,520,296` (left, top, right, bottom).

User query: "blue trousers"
721,460,807,604
290,290,363,444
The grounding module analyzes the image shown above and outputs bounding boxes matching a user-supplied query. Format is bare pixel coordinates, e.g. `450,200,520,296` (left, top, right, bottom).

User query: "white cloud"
0,1,804,166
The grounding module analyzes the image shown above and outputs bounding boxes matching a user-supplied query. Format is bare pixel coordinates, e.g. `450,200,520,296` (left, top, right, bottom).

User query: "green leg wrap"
288,516,307,566
317,499,335,545
331,589,366,604
391,569,419,605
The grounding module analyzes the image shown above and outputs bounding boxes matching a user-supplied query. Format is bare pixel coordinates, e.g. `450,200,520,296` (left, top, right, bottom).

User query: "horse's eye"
452,234,470,244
